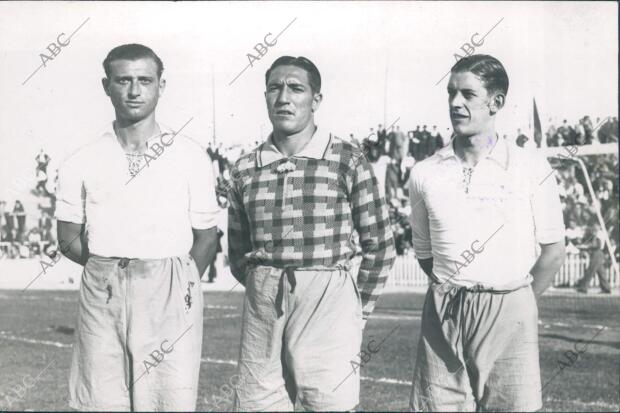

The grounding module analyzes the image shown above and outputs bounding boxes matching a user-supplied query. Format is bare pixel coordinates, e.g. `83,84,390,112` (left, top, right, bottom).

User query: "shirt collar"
258,127,331,167
436,134,509,170
103,122,175,150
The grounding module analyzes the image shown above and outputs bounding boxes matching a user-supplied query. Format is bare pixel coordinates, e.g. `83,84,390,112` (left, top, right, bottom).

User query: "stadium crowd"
0,149,57,259
4,117,618,289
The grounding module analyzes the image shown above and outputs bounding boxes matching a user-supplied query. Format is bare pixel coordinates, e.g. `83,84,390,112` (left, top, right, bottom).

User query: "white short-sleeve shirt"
409,136,565,287
55,122,220,259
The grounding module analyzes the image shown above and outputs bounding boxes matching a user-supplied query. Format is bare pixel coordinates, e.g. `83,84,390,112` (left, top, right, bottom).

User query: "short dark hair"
103,43,164,79
265,56,321,93
451,54,509,96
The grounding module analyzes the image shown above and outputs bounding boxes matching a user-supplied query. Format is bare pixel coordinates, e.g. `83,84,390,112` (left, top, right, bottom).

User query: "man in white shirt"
408,54,566,411
55,44,219,411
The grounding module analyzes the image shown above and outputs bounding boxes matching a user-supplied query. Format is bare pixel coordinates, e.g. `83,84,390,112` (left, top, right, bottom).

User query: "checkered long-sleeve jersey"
227,137,396,318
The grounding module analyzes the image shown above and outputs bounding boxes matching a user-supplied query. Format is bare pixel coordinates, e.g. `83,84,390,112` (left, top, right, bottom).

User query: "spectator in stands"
574,121,586,145
409,126,424,161
420,125,434,159
431,125,444,150
386,138,413,203
377,123,388,154
36,168,49,196
39,210,53,233
576,223,611,293
13,200,26,240
582,116,594,144
27,227,43,257
0,200,6,235
35,149,51,173
557,119,570,143
516,128,529,147
368,127,377,144
565,219,584,248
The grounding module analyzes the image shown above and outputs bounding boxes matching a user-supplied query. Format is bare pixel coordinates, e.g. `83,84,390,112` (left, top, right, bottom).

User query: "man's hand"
230,249,268,286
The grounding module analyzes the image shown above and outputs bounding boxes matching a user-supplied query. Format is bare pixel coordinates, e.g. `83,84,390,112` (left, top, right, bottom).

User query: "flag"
533,98,542,148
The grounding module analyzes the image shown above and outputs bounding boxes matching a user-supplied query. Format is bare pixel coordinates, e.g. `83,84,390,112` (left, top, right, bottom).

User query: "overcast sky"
0,1,617,200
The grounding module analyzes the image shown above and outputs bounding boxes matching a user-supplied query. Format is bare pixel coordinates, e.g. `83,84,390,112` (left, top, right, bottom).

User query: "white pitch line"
201,357,236,366
206,305,238,310
371,313,616,331
0,332,71,348
205,314,240,320
199,358,412,386
371,314,420,321
544,396,619,410
538,320,609,330
360,376,411,386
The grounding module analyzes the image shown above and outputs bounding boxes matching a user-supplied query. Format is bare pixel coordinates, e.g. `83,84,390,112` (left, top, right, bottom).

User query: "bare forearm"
190,227,218,277
530,242,566,298
56,221,89,266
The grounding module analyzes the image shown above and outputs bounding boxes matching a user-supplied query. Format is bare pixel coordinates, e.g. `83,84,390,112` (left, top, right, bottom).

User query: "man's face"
102,58,165,123
265,65,321,136
447,71,500,137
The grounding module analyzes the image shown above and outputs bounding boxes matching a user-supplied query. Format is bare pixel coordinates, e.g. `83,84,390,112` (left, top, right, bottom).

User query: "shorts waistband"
433,277,532,294
88,253,192,268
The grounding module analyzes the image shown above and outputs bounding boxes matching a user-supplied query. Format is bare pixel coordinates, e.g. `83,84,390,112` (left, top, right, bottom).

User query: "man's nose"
449,92,461,105
129,81,140,97
275,88,290,104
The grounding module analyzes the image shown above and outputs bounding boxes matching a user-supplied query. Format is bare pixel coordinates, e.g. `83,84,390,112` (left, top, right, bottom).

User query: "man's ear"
488,92,505,114
311,92,323,113
102,77,110,97
158,77,166,97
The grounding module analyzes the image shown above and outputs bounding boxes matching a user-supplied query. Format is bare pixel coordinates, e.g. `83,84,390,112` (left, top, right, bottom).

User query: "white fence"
386,253,619,288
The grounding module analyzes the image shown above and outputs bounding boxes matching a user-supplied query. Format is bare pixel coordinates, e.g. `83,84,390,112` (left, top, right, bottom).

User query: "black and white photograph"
0,1,618,411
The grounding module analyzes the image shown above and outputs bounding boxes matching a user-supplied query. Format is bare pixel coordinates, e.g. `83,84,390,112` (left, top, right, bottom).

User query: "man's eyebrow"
286,79,305,86
113,75,155,80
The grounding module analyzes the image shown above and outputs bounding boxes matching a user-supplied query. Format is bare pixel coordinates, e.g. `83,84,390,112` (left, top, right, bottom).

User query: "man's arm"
349,153,396,321
187,142,224,277
56,220,89,265
417,257,433,278
227,169,253,285
409,167,434,278
190,227,218,277
529,153,567,298
530,241,566,298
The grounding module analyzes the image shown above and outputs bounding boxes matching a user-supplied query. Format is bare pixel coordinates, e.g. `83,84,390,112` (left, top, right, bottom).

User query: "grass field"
0,289,618,412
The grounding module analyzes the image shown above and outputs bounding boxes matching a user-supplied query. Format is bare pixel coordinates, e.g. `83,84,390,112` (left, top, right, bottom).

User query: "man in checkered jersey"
228,56,396,411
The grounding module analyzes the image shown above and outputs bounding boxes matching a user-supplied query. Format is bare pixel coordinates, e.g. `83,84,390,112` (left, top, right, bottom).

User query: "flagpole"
212,70,216,145
384,51,388,126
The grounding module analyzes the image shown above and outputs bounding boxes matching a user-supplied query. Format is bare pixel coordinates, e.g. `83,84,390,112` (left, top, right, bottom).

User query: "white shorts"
69,254,203,411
